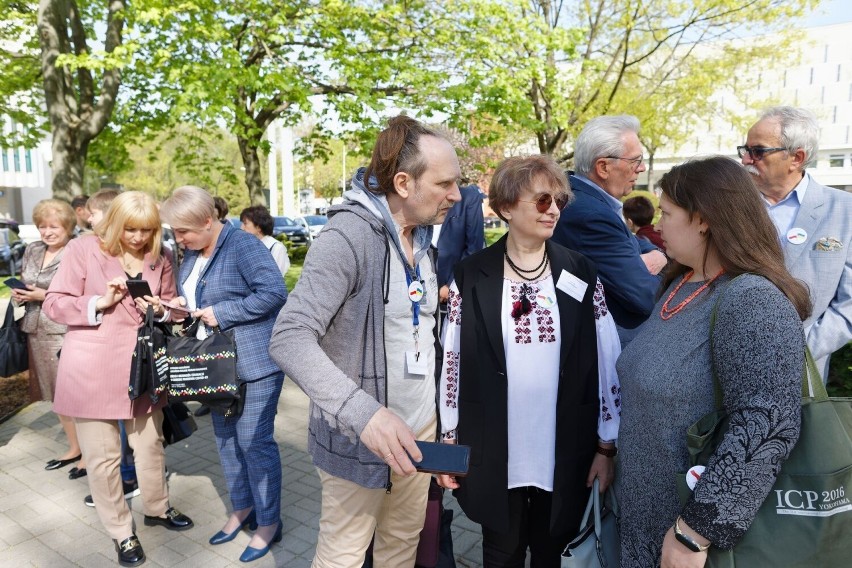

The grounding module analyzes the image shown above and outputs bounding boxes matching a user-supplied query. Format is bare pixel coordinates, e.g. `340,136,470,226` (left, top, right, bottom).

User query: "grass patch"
484,228,507,246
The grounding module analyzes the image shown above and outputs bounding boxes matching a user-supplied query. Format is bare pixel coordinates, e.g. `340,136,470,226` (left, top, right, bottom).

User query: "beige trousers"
312,414,437,568
75,410,169,541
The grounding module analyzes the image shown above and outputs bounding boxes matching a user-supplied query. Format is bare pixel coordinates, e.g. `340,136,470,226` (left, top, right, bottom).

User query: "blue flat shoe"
209,511,258,545
239,520,282,563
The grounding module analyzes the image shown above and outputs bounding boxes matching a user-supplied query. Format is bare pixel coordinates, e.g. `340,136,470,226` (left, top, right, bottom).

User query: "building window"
829,155,844,167
25,150,32,173
824,44,829,63
1,150,7,172
12,149,20,172
821,86,825,104
838,64,842,82
810,67,814,85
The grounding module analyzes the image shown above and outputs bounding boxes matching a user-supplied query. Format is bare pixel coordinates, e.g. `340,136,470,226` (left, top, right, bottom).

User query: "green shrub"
827,342,852,397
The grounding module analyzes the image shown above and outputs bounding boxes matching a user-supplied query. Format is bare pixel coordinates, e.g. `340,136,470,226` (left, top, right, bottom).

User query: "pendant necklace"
660,269,726,320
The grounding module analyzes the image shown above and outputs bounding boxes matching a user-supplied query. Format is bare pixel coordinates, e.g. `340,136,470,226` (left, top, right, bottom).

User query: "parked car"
0,219,26,276
273,216,311,245
299,214,328,238
483,216,505,229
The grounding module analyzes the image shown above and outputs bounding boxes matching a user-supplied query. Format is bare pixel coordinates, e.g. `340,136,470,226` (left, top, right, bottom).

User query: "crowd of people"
6,105,850,568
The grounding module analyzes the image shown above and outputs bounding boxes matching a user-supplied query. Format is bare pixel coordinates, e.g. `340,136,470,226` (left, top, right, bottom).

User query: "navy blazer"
551,174,662,329
178,222,288,382
437,185,486,287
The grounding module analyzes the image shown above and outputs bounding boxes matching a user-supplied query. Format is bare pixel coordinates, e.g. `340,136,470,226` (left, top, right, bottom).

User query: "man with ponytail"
270,115,461,567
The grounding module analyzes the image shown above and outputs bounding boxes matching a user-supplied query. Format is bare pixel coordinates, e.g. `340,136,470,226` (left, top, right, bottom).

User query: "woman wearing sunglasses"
436,155,621,567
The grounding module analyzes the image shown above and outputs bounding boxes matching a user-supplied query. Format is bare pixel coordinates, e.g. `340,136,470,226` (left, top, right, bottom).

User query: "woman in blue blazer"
160,186,288,563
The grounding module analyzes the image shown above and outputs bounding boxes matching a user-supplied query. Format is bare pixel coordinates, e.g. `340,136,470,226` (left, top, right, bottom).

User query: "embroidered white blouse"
439,275,622,489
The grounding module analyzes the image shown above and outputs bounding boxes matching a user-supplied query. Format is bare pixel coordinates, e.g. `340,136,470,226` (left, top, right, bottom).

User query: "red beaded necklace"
660,268,726,320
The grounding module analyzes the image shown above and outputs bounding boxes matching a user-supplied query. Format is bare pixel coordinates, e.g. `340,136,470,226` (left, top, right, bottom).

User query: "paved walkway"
0,380,486,567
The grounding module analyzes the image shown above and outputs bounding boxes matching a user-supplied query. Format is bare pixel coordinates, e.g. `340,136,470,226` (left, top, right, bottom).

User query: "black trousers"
481,486,566,568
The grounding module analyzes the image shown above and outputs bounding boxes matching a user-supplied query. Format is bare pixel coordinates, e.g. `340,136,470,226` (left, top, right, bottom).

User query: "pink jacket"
43,235,178,419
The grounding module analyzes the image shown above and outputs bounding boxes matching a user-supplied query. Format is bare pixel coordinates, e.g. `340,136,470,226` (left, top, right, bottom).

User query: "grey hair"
573,115,641,177
159,185,217,229
759,106,819,170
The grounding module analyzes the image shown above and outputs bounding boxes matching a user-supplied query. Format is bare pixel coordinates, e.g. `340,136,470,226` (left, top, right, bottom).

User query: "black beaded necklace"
504,250,549,282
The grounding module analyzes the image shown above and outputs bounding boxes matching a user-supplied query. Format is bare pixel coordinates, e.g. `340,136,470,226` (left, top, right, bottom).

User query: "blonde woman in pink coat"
44,192,193,567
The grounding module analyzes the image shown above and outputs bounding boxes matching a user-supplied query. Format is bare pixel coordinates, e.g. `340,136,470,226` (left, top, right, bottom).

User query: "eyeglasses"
518,193,570,213
606,154,644,169
736,145,787,161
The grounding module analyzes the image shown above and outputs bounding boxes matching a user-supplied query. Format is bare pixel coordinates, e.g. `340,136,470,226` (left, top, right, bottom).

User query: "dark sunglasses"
518,193,570,213
736,145,787,161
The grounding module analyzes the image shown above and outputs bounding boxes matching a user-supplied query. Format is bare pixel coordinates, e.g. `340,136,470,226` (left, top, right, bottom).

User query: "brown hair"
32,199,76,235
488,155,572,222
363,115,443,195
97,191,162,260
659,156,811,320
622,195,655,227
87,189,121,214
213,196,229,220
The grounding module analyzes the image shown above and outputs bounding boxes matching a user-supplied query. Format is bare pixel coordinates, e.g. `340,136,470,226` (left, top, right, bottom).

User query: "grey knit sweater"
615,273,804,566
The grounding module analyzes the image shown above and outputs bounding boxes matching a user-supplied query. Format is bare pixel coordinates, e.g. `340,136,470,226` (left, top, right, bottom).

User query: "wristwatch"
596,445,617,458
674,517,711,552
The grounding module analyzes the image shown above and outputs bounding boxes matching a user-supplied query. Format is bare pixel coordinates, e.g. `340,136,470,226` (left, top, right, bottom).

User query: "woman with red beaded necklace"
615,156,812,568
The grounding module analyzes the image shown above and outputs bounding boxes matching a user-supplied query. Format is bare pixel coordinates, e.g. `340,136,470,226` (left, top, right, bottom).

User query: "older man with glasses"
552,114,667,347
740,106,852,380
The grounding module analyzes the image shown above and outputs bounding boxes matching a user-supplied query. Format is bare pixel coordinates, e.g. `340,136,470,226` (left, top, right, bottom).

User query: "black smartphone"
409,441,471,477
4,277,28,290
126,279,153,299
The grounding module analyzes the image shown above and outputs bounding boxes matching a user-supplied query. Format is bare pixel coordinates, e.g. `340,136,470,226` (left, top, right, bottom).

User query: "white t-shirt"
261,235,290,275
184,255,209,340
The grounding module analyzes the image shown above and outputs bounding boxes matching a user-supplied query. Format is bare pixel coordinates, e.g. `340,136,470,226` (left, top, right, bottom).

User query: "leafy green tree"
443,0,818,163
0,1,44,149
36,0,135,201
128,0,449,205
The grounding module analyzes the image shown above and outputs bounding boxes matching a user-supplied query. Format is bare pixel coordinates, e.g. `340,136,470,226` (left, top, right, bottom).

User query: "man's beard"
744,164,760,177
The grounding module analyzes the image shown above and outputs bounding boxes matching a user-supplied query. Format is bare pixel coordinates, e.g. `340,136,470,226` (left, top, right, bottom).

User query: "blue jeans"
211,372,284,527
119,421,136,483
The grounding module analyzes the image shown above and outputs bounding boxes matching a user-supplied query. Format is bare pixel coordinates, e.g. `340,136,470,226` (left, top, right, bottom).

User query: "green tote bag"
677,297,852,567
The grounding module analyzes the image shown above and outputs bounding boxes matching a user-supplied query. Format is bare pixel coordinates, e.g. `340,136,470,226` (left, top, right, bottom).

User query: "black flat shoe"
45,454,81,470
68,467,88,479
114,535,145,567
143,507,194,531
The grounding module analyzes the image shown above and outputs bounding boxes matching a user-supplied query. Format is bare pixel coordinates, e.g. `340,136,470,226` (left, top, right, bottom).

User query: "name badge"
406,351,428,377
556,269,588,302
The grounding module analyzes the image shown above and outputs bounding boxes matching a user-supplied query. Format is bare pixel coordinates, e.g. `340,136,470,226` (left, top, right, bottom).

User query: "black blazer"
452,235,600,537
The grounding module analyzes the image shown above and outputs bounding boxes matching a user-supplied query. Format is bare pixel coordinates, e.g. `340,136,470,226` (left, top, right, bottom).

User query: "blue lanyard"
405,263,422,327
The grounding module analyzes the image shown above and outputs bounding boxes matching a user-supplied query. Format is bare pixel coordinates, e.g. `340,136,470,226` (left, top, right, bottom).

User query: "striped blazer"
177,221,288,382
43,235,178,419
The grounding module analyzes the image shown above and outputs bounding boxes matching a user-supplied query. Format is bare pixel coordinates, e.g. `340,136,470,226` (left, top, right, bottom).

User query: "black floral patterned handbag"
128,306,170,403
166,318,244,416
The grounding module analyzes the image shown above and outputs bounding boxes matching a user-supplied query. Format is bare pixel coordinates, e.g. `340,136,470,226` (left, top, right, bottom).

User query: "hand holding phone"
4,277,29,290
126,279,153,299
162,300,191,314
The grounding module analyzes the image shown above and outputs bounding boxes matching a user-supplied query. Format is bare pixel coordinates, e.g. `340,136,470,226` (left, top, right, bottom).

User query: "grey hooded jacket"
270,178,437,489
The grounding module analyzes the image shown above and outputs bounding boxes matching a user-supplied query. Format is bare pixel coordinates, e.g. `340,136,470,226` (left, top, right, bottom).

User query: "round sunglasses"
517,193,570,213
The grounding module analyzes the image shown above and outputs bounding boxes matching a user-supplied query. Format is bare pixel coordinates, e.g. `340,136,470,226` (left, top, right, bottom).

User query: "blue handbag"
561,478,621,568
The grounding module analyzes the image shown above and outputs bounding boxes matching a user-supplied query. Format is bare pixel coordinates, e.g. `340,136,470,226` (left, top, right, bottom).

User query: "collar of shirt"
762,172,810,236
574,174,625,217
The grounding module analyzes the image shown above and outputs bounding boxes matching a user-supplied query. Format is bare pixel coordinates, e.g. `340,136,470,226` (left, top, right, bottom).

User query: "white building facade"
0,117,52,223
641,22,852,192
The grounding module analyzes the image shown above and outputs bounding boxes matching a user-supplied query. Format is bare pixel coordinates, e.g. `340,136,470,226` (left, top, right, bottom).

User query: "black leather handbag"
161,401,197,445
166,318,243,416
0,302,28,378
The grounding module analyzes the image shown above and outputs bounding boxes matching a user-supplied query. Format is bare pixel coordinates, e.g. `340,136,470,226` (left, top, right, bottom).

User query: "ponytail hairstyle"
659,156,811,321
363,115,443,195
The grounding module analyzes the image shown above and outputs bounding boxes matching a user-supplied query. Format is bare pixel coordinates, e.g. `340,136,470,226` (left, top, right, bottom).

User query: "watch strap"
674,517,711,552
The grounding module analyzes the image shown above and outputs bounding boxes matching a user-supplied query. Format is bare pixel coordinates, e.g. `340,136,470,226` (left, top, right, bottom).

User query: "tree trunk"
237,135,266,206
49,124,88,201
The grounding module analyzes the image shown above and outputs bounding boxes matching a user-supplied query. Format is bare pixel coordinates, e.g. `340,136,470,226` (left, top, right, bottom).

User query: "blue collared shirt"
763,173,809,236
574,174,625,219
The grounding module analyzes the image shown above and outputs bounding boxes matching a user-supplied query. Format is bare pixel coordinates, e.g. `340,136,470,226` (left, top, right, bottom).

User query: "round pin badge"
786,227,807,245
536,292,555,308
686,465,705,490
408,280,424,302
